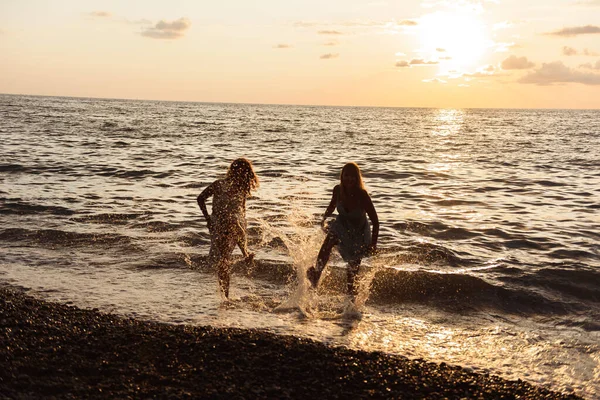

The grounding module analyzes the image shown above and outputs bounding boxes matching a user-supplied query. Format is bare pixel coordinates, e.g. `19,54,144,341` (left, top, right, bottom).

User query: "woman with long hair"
197,158,259,298
307,162,379,300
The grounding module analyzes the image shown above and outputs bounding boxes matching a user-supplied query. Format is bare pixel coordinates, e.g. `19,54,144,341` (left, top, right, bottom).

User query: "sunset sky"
1,0,599,109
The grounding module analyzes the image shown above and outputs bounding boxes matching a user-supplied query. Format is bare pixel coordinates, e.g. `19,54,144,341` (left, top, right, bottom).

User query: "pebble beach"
0,287,584,399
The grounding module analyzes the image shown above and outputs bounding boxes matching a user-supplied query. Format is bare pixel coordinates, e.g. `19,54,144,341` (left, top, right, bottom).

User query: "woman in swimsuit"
197,158,259,299
307,162,379,300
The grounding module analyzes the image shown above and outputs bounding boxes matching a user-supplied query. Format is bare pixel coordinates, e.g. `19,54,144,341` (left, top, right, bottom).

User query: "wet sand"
0,286,583,399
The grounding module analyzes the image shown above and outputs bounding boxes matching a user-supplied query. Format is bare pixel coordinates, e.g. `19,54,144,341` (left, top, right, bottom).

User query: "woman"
307,162,379,300
197,158,259,298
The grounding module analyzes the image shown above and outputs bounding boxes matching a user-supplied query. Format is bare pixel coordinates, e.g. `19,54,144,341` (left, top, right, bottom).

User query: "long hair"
227,158,259,195
339,162,365,201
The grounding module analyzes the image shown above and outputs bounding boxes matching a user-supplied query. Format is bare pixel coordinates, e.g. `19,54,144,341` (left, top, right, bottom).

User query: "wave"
71,213,144,225
321,266,595,316
177,251,597,317
0,164,26,173
0,228,135,249
387,243,468,267
0,200,74,216
130,220,183,232
432,199,487,207
93,167,174,179
0,163,172,180
513,267,600,304
547,248,599,261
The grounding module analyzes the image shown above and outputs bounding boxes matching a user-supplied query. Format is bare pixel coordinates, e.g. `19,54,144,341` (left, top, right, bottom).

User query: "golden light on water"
427,109,466,173
433,109,465,136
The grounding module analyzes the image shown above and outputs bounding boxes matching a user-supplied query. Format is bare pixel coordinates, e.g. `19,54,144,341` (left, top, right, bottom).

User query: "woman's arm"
362,191,379,252
197,182,215,230
320,185,340,228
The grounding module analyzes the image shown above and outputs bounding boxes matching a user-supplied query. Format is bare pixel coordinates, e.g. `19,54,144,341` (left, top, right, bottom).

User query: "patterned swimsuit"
208,179,247,261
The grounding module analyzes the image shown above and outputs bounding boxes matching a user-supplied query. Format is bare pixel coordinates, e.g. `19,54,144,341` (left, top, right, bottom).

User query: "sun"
418,10,491,73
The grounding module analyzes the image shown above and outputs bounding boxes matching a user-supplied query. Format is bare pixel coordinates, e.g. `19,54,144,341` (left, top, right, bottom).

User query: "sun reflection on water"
431,109,465,137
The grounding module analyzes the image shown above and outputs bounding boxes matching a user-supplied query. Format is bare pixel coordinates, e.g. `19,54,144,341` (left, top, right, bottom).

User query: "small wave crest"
515,267,600,304
0,200,74,216
0,228,134,249
379,242,468,267
71,213,143,225
0,163,27,173
365,268,584,315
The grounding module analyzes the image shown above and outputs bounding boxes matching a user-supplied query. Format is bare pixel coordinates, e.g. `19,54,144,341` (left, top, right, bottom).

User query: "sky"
1,0,599,109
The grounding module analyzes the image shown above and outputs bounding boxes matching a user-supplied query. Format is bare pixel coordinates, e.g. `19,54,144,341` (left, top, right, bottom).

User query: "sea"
1,94,599,398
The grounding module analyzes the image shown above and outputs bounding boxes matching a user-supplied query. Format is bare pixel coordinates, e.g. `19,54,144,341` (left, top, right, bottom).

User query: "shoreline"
0,286,583,399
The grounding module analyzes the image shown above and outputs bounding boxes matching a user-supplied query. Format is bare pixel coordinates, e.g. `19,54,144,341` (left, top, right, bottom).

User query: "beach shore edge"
0,286,583,399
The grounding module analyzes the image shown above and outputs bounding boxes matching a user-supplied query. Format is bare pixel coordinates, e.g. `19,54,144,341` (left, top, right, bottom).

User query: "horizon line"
1,91,599,112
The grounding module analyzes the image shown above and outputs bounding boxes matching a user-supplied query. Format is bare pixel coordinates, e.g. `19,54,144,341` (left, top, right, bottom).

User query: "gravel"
0,287,584,399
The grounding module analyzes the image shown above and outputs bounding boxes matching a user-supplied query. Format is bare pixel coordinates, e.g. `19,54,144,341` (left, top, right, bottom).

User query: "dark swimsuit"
330,201,371,263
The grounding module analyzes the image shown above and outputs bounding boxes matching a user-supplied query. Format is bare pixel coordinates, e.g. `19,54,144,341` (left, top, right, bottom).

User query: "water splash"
256,203,383,320
256,205,323,315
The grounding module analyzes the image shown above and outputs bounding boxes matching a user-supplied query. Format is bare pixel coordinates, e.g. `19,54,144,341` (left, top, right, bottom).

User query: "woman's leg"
217,260,231,298
346,260,361,300
211,229,236,299
307,232,337,287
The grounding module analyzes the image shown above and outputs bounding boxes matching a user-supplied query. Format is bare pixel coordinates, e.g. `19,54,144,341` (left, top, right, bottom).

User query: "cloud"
274,44,292,49
583,48,600,56
323,41,339,46
463,72,494,78
436,48,446,52
294,21,319,28
409,58,439,65
397,20,418,26
562,46,599,56
546,25,600,37
443,64,505,81
141,18,191,39
395,58,439,67
494,42,521,53
580,60,600,70
318,30,344,35
89,11,112,17
462,70,497,78
338,20,397,27
501,55,535,70
320,53,339,59
518,61,600,85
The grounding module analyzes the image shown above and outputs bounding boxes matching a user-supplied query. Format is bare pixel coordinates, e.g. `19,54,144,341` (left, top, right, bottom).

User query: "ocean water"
1,94,599,398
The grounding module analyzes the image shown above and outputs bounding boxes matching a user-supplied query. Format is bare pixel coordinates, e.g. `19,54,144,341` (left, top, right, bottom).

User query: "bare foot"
244,252,255,263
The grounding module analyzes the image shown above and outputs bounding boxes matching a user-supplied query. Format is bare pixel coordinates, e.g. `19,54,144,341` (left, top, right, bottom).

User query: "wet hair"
227,158,259,195
339,162,365,201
